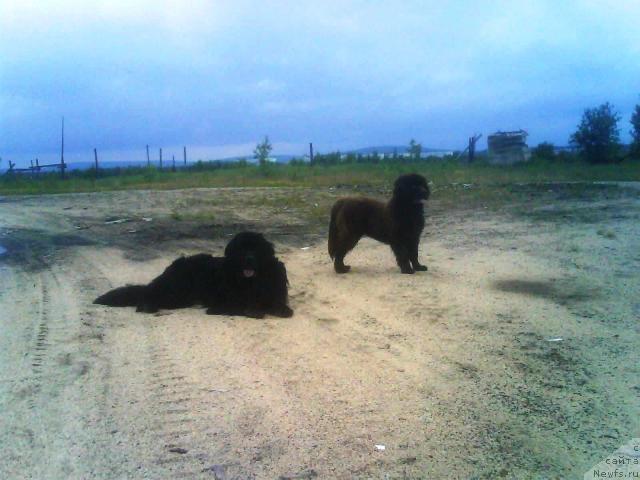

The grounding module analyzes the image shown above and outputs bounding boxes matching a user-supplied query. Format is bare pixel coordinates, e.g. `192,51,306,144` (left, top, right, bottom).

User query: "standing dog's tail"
328,201,341,259
93,285,146,307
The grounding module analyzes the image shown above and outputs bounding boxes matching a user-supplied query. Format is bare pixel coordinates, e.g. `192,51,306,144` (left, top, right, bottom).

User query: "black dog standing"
328,173,430,274
94,232,293,318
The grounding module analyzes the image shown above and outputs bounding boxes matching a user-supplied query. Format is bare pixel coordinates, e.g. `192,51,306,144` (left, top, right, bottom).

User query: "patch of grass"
596,228,617,239
178,212,217,222
1,158,639,196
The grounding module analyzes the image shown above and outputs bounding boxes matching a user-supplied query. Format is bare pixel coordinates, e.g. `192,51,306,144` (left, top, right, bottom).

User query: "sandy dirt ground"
0,183,639,479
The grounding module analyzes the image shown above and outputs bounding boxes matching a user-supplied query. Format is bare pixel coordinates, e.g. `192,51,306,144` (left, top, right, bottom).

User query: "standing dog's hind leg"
333,234,360,274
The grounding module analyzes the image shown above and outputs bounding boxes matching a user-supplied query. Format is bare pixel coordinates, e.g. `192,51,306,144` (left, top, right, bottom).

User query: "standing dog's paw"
334,264,351,274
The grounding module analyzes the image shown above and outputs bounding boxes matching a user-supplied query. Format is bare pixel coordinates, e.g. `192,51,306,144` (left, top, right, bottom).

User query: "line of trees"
250,137,430,166
307,139,429,166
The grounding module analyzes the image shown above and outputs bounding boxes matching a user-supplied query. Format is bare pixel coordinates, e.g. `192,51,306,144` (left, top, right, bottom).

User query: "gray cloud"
1,1,639,165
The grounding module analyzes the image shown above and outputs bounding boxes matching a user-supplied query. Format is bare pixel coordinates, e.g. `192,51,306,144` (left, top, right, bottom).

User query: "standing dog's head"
224,231,276,279
393,173,430,203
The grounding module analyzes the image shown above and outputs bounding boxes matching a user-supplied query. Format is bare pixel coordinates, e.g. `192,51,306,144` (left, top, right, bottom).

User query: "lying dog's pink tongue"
243,269,255,278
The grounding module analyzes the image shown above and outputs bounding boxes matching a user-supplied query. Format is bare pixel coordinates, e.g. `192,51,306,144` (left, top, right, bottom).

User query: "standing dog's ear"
420,181,430,200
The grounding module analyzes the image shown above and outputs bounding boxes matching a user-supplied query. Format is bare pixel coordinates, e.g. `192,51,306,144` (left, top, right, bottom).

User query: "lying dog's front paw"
136,303,158,313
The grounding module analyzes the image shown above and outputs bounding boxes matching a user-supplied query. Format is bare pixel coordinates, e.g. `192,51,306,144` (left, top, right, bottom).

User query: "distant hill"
215,155,298,164
65,156,296,171
66,160,150,171
349,145,451,155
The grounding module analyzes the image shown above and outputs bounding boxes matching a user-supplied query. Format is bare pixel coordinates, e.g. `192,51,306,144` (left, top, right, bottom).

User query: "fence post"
309,143,314,163
159,148,163,170
60,117,66,179
172,155,176,172
183,146,187,166
146,144,150,167
94,148,99,177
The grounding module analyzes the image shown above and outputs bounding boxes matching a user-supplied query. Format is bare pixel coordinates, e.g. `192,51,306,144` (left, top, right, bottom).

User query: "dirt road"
1,184,638,479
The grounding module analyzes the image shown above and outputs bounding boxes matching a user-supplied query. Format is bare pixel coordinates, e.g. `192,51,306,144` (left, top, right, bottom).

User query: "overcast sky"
1,0,639,165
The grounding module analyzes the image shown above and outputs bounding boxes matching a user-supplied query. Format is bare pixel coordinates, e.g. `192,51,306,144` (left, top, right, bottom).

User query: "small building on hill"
487,130,531,164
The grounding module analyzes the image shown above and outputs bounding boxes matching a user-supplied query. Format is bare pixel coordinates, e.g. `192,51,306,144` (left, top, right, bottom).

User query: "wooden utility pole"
159,148,163,170
94,148,99,176
146,145,150,167
172,155,176,172
454,133,482,163
183,146,187,166
60,117,66,178
468,133,482,163
309,142,314,163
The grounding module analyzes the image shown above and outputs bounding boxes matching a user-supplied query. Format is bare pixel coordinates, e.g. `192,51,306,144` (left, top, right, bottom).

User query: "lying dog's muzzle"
243,268,256,278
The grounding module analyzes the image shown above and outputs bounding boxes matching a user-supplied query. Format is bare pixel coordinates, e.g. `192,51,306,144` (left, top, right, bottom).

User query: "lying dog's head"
393,173,430,203
225,231,276,279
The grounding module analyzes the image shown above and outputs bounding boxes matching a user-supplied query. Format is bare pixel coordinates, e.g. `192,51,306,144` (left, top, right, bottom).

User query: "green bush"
533,142,555,159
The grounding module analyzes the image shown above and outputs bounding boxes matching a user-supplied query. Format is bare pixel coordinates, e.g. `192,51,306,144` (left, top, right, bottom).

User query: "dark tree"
630,103,640,158
570,102,621,164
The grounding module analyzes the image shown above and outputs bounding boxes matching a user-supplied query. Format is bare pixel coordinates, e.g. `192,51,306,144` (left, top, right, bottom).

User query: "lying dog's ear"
224,231,275,259
259,238,275,259
224,236,239,258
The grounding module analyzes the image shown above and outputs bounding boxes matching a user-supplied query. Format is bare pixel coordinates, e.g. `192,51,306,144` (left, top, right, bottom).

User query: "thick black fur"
93,232,293,318
328,173,430,274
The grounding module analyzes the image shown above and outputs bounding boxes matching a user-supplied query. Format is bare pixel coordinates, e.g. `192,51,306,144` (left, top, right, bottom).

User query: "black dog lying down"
94,231,293,318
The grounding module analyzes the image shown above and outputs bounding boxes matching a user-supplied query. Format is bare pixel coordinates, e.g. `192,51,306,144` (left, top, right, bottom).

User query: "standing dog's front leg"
409,237,428,271
391,242,414,274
